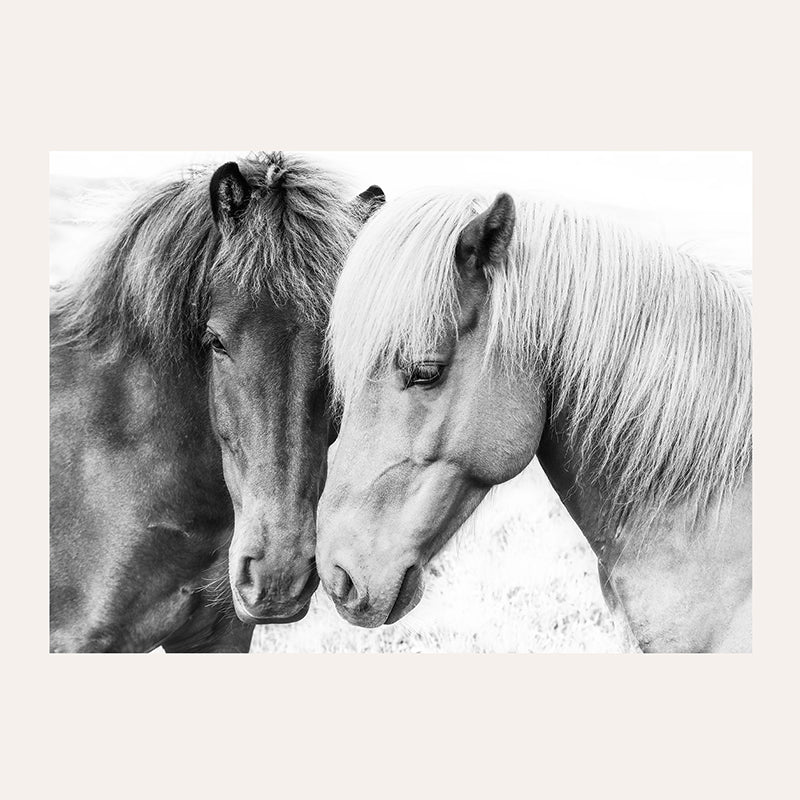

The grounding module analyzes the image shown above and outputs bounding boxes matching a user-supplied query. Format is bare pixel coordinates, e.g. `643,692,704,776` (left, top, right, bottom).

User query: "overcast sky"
50,151,751,268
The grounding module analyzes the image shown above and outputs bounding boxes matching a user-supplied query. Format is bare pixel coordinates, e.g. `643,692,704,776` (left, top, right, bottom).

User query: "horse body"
317,188,751,653
50,317,244,652
50,153,383,652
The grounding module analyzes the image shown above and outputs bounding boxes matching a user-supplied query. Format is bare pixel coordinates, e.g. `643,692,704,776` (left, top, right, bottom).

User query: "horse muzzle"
320,560,425,628
230,554,319,624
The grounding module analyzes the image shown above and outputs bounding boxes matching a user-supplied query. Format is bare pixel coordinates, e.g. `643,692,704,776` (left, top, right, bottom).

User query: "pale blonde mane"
329,189,752,523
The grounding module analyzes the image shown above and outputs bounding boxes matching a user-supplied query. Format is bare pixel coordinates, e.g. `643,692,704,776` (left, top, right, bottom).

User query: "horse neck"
535,395,749,554
535,401,691,551
526,238,751,537
535,406,612,556
51,308,216,463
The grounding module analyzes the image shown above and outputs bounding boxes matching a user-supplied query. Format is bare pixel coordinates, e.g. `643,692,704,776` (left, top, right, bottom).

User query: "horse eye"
206,331,227,355
404,362,444,388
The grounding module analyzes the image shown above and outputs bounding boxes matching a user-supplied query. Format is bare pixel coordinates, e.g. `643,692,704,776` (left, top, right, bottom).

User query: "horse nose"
328,564,358,605
231,552,319,622
233,553,268,608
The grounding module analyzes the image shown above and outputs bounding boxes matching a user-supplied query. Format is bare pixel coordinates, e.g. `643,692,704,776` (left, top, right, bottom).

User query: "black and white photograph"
49,151,752,654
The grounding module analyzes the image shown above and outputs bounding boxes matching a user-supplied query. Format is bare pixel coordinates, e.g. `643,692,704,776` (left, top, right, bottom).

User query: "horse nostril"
236,555,255,587
234,553,267,605
329,565,356,604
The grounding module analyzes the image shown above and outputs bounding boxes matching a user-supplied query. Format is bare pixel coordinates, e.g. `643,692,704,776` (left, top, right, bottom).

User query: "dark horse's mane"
51,152,359,365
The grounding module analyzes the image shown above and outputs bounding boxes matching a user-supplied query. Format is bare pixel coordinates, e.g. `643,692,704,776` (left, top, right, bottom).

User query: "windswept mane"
52,152,358,364
329,190,752,523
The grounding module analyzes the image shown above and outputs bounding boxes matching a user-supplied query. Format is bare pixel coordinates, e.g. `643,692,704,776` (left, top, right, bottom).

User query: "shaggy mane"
328,190,752,525
51,152,359,364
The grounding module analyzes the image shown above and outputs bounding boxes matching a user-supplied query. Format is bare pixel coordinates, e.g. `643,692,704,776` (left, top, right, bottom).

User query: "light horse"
316,189,752,653
50,152,383,652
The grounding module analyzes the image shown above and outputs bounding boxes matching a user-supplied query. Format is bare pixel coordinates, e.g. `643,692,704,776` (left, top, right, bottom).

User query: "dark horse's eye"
206,330,227,355
404,362,444,388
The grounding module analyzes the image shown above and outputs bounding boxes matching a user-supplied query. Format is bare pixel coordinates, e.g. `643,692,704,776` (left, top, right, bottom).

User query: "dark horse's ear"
455,193,516,276
210,162,252,230
351,185,385,224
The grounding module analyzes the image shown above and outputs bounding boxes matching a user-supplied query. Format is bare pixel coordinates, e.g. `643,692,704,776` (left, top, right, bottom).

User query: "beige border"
6,1,798,796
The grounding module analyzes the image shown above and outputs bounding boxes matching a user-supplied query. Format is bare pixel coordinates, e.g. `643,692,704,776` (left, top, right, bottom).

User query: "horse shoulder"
609,472,752,652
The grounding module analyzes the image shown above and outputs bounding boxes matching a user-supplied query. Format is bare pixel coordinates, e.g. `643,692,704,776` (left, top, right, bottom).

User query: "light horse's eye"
403,362,445,389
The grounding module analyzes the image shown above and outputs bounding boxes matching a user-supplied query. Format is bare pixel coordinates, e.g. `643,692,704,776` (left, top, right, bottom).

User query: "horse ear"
351,185,385,223
210,162,252,230
455,193,516,274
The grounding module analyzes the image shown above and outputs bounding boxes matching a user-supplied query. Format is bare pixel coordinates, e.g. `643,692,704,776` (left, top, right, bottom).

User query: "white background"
18,0,795,788
51,151,752,269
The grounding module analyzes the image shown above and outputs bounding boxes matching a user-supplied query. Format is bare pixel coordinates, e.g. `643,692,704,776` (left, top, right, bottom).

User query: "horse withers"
316,189,752,653
50,152,384,652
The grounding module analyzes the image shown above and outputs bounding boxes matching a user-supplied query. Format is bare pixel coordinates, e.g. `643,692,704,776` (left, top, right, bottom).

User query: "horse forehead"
210,291,322,336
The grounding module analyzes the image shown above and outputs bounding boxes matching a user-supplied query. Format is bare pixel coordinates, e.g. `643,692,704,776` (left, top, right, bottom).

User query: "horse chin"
384,592,422,625
232,598,312,626
385,573,424,625
236,600,311,625
262,603,312,625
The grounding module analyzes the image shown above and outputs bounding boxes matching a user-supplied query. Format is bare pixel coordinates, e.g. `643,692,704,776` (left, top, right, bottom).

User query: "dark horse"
50,152,383,652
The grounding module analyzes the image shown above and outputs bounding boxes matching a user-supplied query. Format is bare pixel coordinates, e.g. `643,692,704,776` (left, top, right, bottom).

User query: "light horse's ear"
210,162,252,231
455,193,516,276
350,185,386,224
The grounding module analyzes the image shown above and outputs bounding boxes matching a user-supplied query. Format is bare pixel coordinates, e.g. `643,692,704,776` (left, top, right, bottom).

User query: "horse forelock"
328,189,484,404
328,189,752,527
216,152,358,329
51,151,357,365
